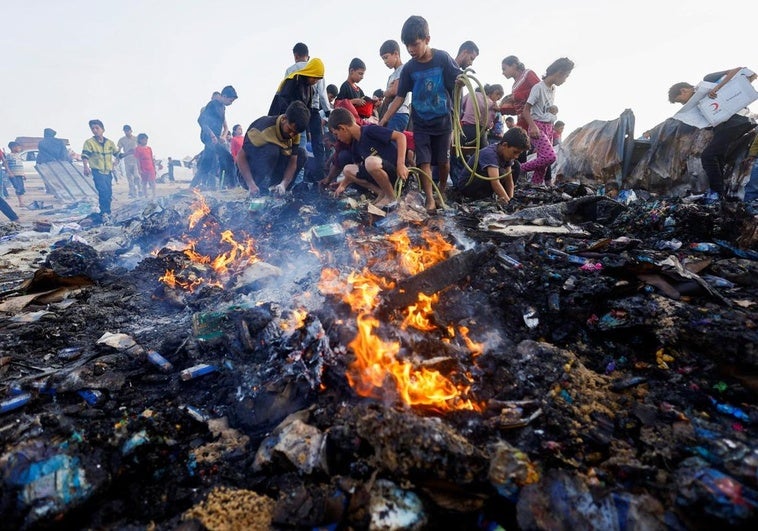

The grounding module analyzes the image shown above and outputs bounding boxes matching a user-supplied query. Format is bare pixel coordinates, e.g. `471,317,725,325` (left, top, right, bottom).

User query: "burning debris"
0,184,757,530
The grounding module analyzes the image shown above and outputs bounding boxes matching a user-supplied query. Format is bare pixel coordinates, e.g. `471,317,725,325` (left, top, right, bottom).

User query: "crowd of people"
187,15,575,215
2,15,756,222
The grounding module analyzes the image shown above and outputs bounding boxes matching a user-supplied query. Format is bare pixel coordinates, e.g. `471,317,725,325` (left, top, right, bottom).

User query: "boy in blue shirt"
328,107,408,209
379,15,463,211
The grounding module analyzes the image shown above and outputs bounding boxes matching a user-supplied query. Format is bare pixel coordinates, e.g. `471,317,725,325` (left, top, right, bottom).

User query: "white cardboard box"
696,68,758,126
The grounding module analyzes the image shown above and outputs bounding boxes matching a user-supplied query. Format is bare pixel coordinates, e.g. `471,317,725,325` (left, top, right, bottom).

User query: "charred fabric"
0,184,757,530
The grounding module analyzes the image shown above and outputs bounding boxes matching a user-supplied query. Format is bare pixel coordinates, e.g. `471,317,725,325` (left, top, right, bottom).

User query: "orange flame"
281,308,308,331
318,230,482,412
188,190,211,230
401,293,438,331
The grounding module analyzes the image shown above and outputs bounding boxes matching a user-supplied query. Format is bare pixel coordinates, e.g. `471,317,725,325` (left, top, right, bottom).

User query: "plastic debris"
77,390,104,406
523,307,539,329
180,363,217,381
496,250,523,269
689,242,721,253
369,479,427,531
1,392,32,414
146,350,174,372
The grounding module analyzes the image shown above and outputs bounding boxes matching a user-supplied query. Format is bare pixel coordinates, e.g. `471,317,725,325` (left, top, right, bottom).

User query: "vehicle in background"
156,157,195,183
19,149,84,179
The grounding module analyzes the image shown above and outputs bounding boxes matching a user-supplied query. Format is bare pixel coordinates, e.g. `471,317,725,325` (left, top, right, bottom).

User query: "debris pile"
0,183,756,530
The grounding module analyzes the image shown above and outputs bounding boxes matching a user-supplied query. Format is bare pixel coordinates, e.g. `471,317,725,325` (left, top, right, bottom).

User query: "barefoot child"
327,107,408,208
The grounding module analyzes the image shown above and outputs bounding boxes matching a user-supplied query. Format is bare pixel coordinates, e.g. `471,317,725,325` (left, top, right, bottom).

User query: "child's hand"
397,163,409,181
528,124,540,138
248,184,260,197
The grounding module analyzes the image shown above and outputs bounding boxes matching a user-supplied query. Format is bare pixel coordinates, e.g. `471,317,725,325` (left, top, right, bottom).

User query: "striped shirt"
82,137,118,172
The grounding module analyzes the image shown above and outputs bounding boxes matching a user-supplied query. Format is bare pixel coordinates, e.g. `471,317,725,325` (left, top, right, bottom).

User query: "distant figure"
520,58,575,186
455,41,479,69
236,101,311,197
379,15,464,210
453,126,530,202
230,124,244,159
118,125,141,198
81,119,119,222
167,157,175,182
36,128,70,164
379,39,411,132
505,116,515,129
134,133,156,199
5,141,26,208
669,67,757,201
193,85,238,189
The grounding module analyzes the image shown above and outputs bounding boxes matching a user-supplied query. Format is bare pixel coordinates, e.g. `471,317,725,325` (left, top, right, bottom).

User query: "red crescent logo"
710,102,719,111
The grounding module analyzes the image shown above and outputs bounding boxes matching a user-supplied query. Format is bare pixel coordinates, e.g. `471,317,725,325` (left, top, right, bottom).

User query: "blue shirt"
397,49,462,134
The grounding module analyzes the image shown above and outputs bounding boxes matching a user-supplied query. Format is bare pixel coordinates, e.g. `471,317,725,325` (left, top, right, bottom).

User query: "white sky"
2,0,755,161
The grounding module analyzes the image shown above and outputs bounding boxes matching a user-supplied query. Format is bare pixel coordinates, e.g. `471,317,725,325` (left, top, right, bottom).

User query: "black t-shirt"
198,99,226,142
337,81,365,101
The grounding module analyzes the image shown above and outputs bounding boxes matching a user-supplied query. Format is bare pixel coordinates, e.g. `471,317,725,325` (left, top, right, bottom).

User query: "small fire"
281,308,308,331
401,293,438,331
319,229,482,412
159,192,260,292
188,190,211,230
159,269,206,293
387,229,454,275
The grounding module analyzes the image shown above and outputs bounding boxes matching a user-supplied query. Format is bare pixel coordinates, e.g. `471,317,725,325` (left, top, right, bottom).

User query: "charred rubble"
0,183,757,530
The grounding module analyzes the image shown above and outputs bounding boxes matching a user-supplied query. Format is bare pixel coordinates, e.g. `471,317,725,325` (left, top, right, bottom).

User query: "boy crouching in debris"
451,126,530,203
236,101,311,197
327,107,409,209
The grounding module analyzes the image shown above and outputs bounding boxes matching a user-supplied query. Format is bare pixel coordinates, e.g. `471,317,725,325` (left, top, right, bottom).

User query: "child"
460,84,505,148
379,16,463,211
269,58,324,116
5,142,26,208
669,67,757,201
453,126,530,202
82,119,120,222
134,133,156,199
327,107,409,209
520,57,574,186
335,58,372,121
379,39,412,132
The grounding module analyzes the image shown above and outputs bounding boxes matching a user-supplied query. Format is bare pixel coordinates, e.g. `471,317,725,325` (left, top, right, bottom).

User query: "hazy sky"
2,0,755,160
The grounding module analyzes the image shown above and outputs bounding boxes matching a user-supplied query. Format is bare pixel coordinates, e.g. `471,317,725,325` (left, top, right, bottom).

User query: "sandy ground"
3,173,195,226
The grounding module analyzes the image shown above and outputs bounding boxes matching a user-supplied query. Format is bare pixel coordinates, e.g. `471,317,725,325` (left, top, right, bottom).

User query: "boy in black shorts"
327,107,408,209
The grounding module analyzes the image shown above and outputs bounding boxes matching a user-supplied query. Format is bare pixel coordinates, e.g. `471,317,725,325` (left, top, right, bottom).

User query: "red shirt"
230,136,244,158
134,145,155,179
